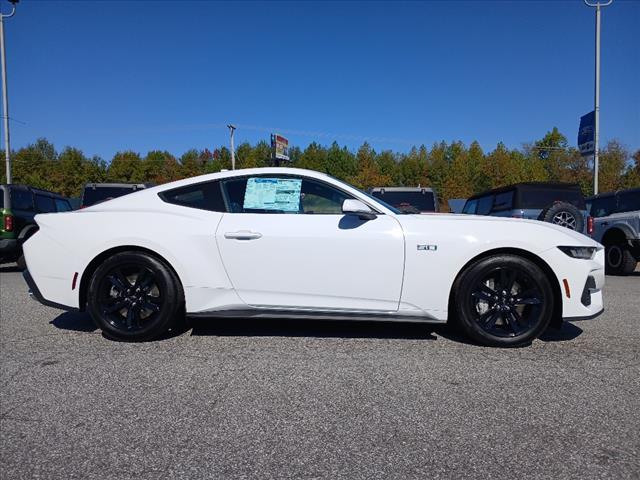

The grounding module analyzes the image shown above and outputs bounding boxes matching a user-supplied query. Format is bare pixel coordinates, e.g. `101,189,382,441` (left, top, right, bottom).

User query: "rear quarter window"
476,195,494,215
160,181,226,212
10,189,34,211
55,199,72,212
491,191,514,212
462,199,478,214
35,194,56,213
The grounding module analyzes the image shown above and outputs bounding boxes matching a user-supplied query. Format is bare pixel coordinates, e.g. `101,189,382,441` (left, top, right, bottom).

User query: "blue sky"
3,0,639,160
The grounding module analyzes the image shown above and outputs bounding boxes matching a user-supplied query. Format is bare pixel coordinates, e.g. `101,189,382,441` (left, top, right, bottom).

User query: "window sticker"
243,177,302,212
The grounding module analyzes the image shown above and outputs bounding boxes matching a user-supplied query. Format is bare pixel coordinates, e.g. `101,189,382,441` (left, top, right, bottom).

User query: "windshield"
82,186,140,207
370,191,436,212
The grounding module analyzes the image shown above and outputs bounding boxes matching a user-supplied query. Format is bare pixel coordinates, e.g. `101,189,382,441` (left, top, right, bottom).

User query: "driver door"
215,174,405,312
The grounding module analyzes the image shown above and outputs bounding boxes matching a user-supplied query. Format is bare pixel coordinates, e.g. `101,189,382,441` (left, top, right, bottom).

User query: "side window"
35,194,56,213
492,191,514,212
55,199,72,212
462,199,478,214
10,189,33,211
300,178,351,214
589,196,616,217
476,195,494,215
616,191,640,213
221,176,354,214
160,181,226,212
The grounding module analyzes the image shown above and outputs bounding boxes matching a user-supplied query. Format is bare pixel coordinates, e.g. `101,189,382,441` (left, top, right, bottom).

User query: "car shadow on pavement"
538,321,583,342
48,312,582,344
189,317,439,341
50,311,98,333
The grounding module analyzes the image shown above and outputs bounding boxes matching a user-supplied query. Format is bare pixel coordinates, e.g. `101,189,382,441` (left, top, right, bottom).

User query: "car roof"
1,184,68,199
586,187,640,201
370,187,435,193
466,182,583,201
83,182,153,188
83,167,397,216
147,167,335,192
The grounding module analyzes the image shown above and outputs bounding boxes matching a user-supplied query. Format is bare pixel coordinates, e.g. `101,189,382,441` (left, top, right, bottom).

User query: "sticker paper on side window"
243,177,302,212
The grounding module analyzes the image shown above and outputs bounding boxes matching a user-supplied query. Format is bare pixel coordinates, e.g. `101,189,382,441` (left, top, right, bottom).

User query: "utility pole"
227,124,236,170
584,0,612,195
1,0,18,184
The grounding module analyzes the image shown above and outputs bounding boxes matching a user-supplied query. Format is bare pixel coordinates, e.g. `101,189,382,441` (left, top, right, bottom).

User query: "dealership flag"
578,111,595,157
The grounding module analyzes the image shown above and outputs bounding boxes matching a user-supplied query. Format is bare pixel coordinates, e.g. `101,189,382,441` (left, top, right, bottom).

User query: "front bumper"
22,269,76,311
539,246,605,321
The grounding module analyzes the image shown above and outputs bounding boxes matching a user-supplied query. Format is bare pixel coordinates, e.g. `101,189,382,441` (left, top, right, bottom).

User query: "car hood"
398,213,601,249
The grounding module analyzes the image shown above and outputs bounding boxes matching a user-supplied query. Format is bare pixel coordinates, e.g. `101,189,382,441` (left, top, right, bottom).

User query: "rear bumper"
22,269,76,311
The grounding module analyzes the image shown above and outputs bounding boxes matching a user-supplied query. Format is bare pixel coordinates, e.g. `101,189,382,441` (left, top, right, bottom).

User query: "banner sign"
578,111,595,157
271,134,290,161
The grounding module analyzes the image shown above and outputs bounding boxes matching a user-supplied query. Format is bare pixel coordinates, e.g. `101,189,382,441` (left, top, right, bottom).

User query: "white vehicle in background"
23,168,604,347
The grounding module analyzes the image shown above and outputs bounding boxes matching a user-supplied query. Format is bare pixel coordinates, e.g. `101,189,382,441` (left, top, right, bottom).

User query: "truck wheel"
538,202,584,232
605,243,637,276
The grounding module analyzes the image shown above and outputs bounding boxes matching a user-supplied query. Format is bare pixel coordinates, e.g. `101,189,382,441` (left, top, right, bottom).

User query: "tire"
538,202,584,232
87,251,184,341
605,243,637,276
453,254,555,347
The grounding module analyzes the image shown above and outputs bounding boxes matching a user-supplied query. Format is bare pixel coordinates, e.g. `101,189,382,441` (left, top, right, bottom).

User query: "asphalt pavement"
1,265,639,479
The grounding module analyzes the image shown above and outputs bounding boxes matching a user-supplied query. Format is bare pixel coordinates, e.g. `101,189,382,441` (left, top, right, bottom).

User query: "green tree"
598,140,628,192
623,149,640,188
180,149,203,178
296,142,328,172
349,142,391,190
107,151,144,182
325,142,356,180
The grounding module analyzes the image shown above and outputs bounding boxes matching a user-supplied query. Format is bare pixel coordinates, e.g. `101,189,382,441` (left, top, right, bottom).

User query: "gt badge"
417,244,437,251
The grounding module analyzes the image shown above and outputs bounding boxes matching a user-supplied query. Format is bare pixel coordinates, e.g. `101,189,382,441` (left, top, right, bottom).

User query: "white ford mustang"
23,167,604,346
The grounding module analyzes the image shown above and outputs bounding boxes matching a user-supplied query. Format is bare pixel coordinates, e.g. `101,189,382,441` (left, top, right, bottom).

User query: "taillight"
587,216,594,235
3,214,13,232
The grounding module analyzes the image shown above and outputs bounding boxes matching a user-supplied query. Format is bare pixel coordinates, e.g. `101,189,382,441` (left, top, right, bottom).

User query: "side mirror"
342,199,376,221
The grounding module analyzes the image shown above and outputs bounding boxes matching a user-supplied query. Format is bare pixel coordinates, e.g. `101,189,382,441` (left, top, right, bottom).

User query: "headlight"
558,246,597,260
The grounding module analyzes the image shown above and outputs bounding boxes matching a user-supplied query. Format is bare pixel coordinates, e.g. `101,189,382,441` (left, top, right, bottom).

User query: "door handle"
224,231,262,240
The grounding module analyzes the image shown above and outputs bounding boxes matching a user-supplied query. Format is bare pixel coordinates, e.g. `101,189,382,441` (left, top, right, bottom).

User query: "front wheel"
87,251,184,341
453,255,555,347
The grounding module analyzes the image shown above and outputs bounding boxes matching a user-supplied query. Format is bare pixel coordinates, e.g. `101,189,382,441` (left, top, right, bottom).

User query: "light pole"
227,124,236,170
1,0,18,184
584,0,612,195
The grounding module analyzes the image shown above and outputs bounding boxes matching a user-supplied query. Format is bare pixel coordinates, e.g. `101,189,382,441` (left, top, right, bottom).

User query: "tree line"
1,127,638,207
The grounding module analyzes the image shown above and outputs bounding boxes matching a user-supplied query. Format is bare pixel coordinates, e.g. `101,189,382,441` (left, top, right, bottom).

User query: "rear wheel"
453,255,554,347
605,243,637,276
87,251,184,341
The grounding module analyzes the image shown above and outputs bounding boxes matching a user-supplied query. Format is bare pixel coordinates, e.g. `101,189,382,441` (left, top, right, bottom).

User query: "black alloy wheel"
454,254,554,347
87,252,184,341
